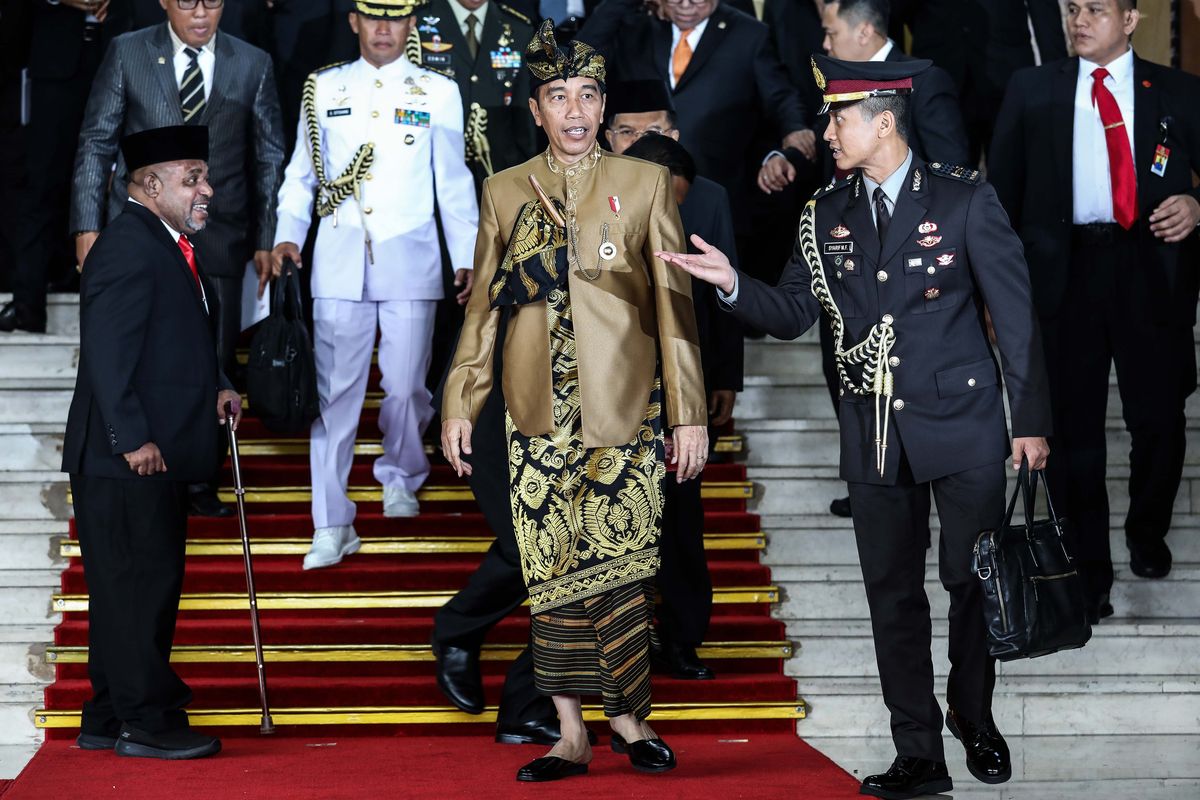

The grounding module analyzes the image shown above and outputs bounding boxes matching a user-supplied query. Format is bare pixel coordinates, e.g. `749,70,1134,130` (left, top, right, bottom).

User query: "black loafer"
830,496,852,518
611,732,676,773
515,756,588,782
859,756,951,799
114,725,221,760
663,642,715,680
495,718,597,746
76,732,118,750
0,302,47,334
432,639,484,715
187,489,234,518
946,709,1011,784
1128,536,1172,579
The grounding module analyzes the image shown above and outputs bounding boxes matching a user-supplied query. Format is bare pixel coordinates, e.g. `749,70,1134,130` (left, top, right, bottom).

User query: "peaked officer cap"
120,125,209,172
354,0,427,18
811,53,932,115
605,79,674,123
525,19,606,91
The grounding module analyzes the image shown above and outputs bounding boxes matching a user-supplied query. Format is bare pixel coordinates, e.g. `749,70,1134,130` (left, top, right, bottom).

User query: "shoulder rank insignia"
311,60,351,77
928,161,982,185
812,172,852,201
498,3,532,24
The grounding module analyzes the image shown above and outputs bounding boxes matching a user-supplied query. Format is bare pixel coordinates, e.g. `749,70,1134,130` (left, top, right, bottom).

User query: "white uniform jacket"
274,56,479,301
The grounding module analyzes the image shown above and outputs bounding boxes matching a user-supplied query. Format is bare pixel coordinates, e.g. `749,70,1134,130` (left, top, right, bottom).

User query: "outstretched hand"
655,235,736,295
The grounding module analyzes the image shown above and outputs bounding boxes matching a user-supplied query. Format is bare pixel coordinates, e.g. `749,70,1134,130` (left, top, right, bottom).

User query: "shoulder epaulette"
928,161,982,185
498,3,532,24
311,60,352,78
812,173,853,201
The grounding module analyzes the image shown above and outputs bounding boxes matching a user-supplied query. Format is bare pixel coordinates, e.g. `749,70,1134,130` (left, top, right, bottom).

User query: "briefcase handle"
270,258,304,322
998,464,1062,544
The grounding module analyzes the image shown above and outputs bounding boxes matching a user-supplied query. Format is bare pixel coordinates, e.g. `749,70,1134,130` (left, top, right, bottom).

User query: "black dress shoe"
495,718,598,746
610,732,676,773
1128,536,1172,579
0,302,47,333
75,732,118,750
515,756,588,782
830,496,852,518
431,639,484,714
946,709,1011,784
859,756,951,799
663,642,714,680
114,725,221,760
1087,592,1115,625
188,489,234,518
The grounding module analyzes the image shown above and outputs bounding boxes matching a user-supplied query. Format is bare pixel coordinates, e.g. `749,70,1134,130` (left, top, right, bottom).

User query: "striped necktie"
180,47,206,124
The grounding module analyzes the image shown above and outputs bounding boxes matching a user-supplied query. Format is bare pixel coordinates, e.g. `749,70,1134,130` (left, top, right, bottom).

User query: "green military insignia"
499,22,512,48
498,3,532,24
928,162,982,185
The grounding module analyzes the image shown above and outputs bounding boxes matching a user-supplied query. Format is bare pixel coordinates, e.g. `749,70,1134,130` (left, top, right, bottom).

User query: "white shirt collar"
450,0,489,32
870,39,895,62
673,17,709,40
1079,46,1134,86
167,23,216,56
129,197,183,242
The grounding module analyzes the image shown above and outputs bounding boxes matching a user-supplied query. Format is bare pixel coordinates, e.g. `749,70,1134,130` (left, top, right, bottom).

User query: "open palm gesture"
655,234,737,295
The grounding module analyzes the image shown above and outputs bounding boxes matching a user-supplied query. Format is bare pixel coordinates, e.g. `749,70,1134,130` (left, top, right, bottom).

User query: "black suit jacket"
579,0,808,232
27,0,120,81
989,55,1200,326
727,157,1051,484
761,0,825,127
681,176,744,393
63,201,232,482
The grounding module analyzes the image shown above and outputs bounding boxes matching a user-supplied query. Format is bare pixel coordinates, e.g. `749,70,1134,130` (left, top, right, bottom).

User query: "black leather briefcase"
973,466,1092,661
245,260,319,434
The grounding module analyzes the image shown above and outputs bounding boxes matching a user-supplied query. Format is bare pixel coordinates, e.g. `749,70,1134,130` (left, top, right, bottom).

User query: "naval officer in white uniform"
272,0,479,570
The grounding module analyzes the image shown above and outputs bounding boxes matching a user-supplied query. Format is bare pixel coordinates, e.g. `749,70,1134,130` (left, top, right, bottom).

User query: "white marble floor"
809,734,1200,799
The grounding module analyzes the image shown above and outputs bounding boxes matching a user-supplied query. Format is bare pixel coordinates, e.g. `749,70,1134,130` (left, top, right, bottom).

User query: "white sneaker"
302,525,361,570
382,485,420,518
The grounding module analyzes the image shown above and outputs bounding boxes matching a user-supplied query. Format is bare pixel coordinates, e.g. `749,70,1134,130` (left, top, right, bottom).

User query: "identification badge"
423,35,452,52
830,225,851,239
824,242,854,255
491,48,522,70
422,52,451,69
327,108,352,117
1151,144,1170,177
396,108,431,127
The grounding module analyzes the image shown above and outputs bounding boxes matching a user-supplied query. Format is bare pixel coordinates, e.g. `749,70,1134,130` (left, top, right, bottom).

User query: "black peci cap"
811,53,933,114
605,79,675,122
120,125,209,172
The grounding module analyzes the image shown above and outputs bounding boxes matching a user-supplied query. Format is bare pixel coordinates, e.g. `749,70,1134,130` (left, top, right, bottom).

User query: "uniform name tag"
423,52,452,68
491,48,522,69
396,108,431,127
327,108,352,117
824,242,854,255
1151,144,1170,177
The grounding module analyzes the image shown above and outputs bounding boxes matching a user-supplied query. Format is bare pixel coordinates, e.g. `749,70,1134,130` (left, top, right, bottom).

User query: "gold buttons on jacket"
876,270,888,282
371,110,380,118
364,207,373,215
375,79,383,88
365,173,373,181
470,75,479,83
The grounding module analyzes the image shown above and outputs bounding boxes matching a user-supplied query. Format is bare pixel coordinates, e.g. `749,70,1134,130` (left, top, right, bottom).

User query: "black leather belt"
83,23,101,43
1071,222,1132,246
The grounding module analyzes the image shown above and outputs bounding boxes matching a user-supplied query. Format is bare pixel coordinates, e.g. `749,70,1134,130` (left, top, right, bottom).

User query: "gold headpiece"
811,57,827,91
525,19,606,89
354,0,426,18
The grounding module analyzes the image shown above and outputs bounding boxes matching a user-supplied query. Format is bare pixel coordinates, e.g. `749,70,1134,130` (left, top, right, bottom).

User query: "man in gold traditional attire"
441,20,708,783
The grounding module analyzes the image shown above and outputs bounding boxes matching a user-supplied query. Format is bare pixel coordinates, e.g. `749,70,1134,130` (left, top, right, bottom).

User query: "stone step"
0,338,78,381
0,625,56,685
0,293,80,337
0,684,45,749
0,568,63,625
0,391,72,425
0,742,43,781
773,565,1200,621
795,675,1200,737
784,619,1200,680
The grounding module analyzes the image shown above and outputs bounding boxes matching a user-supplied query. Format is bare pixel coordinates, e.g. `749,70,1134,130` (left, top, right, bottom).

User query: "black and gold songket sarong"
489,198,664,719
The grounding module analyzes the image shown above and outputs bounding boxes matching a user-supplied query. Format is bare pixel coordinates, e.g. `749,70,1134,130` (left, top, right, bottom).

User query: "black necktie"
873,186,891,243
465,13,480,60
180,47,206,123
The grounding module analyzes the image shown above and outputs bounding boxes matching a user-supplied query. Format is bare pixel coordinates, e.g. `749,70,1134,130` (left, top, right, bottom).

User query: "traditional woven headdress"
524,19,606,91
354,0,426,19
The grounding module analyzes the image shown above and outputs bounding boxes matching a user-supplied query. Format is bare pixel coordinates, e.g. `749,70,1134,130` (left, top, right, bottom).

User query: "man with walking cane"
63,125,240,760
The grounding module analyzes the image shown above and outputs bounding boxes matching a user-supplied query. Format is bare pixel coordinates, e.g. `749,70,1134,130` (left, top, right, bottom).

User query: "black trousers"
656,474,712,647
11,43,103,313
70,474,192,735
847,453,1006,762
1041,226,1193,602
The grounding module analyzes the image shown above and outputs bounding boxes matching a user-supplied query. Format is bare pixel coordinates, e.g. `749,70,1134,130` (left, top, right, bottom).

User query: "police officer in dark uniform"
657,55,1052,799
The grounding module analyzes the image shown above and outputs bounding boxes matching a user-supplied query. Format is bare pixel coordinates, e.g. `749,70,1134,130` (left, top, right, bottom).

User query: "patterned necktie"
177,234,203,293
672,29,693,85
874,186,891,242
465,13,480,60
1090,67,1137,229
180,47,206,124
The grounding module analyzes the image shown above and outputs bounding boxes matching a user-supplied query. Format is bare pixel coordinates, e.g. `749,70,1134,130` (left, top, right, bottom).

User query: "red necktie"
176,234,203,293
1090,67,1138,229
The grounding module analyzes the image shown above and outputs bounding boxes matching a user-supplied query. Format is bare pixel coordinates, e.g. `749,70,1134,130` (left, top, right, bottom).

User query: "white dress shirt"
450,0,490,39
168,25,216,101
669,19,709,89
1072,47,1136,224
870,39,895,62
129,198,208,312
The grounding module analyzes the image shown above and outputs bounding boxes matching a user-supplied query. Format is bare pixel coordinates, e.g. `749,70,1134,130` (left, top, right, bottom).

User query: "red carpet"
2,734,860,800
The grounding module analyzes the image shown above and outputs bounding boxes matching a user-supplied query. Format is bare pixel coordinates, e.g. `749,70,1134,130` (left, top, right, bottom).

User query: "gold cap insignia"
811,57,826,91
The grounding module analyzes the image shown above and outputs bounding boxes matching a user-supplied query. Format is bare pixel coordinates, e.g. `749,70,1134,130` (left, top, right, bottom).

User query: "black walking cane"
225,401,276,734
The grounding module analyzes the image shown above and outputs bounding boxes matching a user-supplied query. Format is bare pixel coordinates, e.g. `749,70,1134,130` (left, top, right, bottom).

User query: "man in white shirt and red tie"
990,0,1200,622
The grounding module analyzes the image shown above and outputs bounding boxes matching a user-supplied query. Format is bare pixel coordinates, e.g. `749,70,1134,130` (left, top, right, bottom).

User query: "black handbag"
973,466,1092,661
245,260,319,434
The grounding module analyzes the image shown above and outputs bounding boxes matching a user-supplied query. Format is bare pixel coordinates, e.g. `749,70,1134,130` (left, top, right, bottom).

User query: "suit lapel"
653,22,672,89
126,202,208,313
1052,58,1077,219
880,160,930,266
148,24,185,125
477,5,503,70
1132,55,1160,212
843,173,879,262
676,11,726,91
201,34,235,124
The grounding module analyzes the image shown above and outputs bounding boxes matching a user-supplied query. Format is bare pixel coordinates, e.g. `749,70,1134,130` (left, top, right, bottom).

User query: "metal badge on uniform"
916,235,942,248
404,134,415,145
824,241,854,255
423,35,452,52
608,195,621,219
422,52,451,69
924,287,941,301
504,92,513,106
918,220,938,234
396,108,431,127
844,258,856,272
830,225,851,239
936,252,955,266
158,56,166,65
491,48,522,70
327,108,352,117
1151,144,1170,177
598,242,617,260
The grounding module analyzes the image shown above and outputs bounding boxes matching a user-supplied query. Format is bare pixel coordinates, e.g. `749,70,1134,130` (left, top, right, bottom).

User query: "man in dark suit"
890,0,1067,163
577,0,813,268
989,0,1200,621
72,0,285,516
64,125,239,759
0,0,119,333
659,56,1052,798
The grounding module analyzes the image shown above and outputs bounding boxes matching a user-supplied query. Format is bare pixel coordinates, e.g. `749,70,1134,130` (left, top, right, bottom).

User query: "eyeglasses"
611,126,675,139
662,0,712,7
176,0,224,9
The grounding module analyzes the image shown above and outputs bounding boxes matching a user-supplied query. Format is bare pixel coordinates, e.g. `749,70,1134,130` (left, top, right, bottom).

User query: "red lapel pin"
1142,80,1152,88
